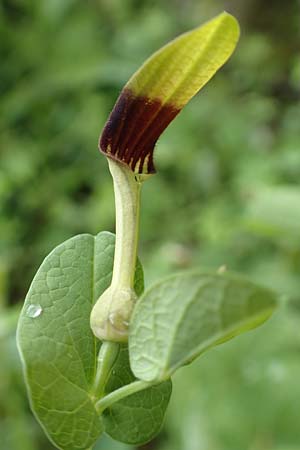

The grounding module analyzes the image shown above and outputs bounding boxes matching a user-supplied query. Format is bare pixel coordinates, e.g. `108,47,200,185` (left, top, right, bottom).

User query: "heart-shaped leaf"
17,233,109,450
103,345,171,445
129,271,277,383
17,232,170,450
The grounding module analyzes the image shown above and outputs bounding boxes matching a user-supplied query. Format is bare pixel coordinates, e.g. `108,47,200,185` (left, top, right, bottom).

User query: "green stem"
92,342,119,399
95,379,151,414
108,158,141,290
90,159,142,342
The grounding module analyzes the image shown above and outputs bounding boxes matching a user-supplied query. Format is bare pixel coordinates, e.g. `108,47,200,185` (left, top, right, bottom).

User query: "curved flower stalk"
90,12,240,342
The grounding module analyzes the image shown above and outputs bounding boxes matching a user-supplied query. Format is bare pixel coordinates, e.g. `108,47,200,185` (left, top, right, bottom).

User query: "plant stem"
92,341,119,399
108,158,141,290
95,379,151,414
90,159,142,342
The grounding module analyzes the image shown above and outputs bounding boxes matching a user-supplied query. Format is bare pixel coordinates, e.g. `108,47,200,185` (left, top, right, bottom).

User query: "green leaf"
17,231,170,450
129,271,277,383
17,232,143,450
17,233,107,450
103,345,172,445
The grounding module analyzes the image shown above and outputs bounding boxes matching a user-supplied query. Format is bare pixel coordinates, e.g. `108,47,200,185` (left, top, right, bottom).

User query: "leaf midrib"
159,278,216,380
160,307,274,381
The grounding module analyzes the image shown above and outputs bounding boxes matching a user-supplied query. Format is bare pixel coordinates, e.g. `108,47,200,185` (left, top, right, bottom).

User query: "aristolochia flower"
99,12,240,175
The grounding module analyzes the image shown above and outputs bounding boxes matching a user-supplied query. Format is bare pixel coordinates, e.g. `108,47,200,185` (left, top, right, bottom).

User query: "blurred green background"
1,0,300,449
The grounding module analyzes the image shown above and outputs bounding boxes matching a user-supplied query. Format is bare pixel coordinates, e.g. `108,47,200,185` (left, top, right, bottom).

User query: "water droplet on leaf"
26,304,43,318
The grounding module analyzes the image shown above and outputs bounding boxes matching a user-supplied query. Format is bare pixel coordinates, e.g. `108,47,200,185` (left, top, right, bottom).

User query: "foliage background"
1,0,300,449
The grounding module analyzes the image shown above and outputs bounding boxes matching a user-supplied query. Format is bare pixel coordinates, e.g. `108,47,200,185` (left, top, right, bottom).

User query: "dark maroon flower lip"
99,88,180,174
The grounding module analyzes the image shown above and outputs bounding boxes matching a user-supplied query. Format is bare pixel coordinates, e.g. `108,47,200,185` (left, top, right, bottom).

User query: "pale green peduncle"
92,341,119,399
90,158,143,342
95,379,151,414
108,158,141,290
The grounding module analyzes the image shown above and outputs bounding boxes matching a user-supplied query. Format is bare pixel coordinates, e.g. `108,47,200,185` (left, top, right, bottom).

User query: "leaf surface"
17,231,169,449
103,345,171,445
129,271,277,382
17,232,115,449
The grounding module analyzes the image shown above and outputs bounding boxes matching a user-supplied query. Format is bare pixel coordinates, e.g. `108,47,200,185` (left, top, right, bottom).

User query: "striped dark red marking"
99,88,180,174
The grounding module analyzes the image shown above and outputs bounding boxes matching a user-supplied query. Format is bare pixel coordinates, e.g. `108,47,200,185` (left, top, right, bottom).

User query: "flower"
99,12,239,175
